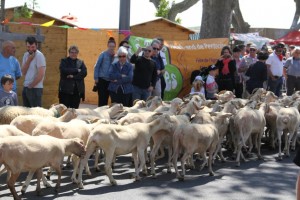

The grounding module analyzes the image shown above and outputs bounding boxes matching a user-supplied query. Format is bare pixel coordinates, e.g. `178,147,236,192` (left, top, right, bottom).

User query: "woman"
245,51,269,94
215,46,236,92
58,45,87,108
284,47,300,96
108,46,133,107
94,37,116,106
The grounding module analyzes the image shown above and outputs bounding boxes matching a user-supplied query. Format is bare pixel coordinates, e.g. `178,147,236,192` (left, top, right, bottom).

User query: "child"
205,65,219,100
190,76,205,95
0,74,18,107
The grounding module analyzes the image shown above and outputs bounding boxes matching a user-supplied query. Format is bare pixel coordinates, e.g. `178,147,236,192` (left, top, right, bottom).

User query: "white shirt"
22,50,46,88
266,52,283,76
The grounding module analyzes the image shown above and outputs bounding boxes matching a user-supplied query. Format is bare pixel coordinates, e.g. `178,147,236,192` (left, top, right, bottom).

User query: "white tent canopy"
231,32,274,49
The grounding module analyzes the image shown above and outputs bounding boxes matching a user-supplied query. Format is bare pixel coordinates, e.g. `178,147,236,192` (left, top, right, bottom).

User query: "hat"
257,51,269,60
275,42,285,49
194,76,203,82
246,42,254,47
207,64,218,71
249,44,257,49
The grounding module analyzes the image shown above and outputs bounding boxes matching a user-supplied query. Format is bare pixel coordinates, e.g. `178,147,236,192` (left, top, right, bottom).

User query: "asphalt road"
0,145,298,200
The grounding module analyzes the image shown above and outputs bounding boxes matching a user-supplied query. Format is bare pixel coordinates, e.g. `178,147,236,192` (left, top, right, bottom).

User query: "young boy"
0,74,18,107
205,64,219,100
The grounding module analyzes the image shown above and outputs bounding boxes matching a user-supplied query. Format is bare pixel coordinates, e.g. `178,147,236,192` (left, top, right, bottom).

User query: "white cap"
194,76,203,82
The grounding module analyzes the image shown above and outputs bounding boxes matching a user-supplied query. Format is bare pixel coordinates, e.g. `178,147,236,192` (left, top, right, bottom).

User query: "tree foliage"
155,0,182,23
150,0,198,23
13,3,33,19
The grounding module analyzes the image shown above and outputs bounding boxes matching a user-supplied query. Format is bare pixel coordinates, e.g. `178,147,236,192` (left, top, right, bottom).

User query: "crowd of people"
1,36,299,109
0,36,167,109
190,42,299,100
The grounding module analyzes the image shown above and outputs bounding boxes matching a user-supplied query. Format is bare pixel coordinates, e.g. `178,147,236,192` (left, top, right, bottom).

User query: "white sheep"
172,123,219,180
77,113,173,188
0,104,67,124
276,101,300,160
0,135,85,200
233,101,268,167
10,108,77,134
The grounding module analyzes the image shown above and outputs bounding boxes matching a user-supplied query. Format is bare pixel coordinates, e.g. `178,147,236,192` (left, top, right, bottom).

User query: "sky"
4,0,296,29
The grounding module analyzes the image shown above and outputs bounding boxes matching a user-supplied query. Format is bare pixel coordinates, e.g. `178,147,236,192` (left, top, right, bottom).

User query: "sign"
128,36,228,100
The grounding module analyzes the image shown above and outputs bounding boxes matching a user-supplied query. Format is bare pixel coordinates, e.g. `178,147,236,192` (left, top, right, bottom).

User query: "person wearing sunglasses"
266,42,285,97
112,40,132,63
108,46,133,107
239,44,258,98
130,46,157,102
150,40,164,98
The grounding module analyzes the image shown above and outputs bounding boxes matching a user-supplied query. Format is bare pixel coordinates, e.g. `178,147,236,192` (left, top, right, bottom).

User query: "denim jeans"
267,76,283,97
132,85,151,102
22,87,43,107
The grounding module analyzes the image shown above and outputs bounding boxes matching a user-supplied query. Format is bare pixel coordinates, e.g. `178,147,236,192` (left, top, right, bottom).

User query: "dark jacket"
215,59,236,91
108,61,133,94
130,54,157,89
59,57,87,100
245,61,267,94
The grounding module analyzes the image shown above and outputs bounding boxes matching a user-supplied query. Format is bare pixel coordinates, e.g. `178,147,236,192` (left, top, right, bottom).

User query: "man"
156,37,167,99
239,44,258,97
22,36,46,107
0,41,22,92
150,39,164,97
130,45,157,102
266,43,285,97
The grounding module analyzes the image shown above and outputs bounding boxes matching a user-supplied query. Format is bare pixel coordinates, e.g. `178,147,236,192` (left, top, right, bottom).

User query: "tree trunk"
0,0,5,22
232,0,250,33
200,0,236,38
290,0,300,30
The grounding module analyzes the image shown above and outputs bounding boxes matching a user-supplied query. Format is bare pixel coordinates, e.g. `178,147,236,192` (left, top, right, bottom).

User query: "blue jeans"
132,85,151,102
268,76,283,97
22,87,43,107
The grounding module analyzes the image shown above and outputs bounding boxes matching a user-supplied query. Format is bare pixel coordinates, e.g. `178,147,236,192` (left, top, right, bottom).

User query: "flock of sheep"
0,88,299,200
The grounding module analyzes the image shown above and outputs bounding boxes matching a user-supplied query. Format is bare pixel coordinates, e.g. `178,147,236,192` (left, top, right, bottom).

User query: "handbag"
92,85,98,92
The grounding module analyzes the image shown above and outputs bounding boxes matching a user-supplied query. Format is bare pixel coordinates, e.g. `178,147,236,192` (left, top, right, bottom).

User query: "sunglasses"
118,55,126,58
152,47,159,51
249,49,256,52
144,49,152,52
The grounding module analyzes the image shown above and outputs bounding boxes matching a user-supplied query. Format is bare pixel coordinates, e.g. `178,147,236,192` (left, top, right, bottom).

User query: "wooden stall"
130,17,195,41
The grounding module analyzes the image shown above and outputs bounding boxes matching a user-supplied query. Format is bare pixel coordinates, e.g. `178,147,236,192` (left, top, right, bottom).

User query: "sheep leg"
167,146,173,173
150,139,164,177
53,166,62,193
236,144,242,167
66,155,72,168
41,173,51,188
94,148,101,172
136,147,147,180
46,167,52,180
277,130,283,160
35,169,43,196
7,172,21,200
285,131,294,157
77,145,96,189
291,130,298,152
180,152,190,180
21,171,35,194
172,150,181,179
104,150,117,185
156,145,165,160
199,152,207,171
71,155,79,183
257,132,263,160
208,150,214,176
